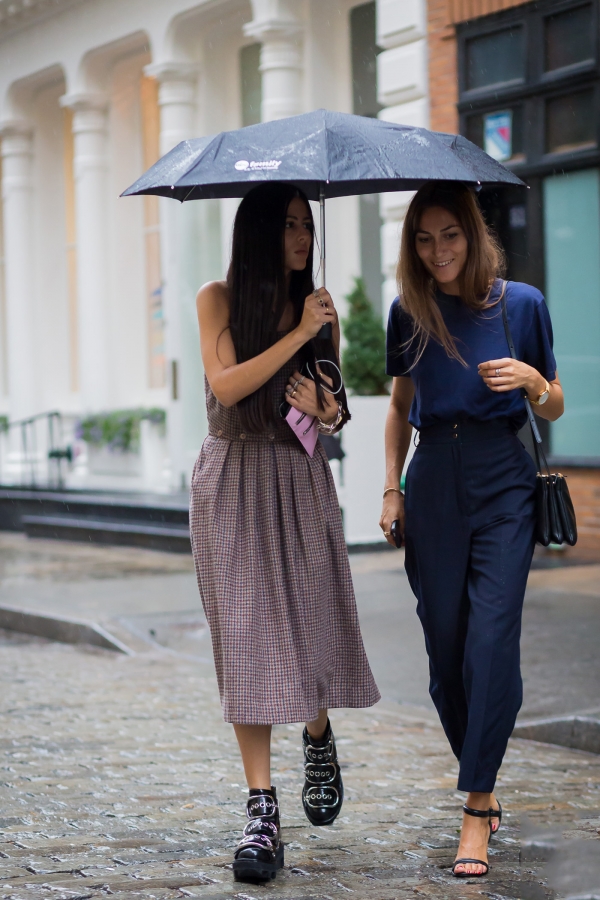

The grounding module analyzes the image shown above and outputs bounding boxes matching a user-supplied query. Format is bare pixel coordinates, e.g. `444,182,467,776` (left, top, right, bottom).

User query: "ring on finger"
495,368,500,377
298,376,305,385
292,379,300,390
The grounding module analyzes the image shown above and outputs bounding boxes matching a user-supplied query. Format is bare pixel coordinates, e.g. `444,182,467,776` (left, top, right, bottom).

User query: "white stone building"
0,0,427,541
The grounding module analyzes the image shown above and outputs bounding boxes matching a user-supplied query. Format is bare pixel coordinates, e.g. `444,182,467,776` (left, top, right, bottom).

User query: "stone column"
145,62,198,156
59,92,110,411
245,0,304,122
0,121,36,421
144,62,199,490
376,0,429,318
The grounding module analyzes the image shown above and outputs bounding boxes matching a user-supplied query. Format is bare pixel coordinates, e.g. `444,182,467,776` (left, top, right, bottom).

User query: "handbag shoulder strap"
499,280,549,473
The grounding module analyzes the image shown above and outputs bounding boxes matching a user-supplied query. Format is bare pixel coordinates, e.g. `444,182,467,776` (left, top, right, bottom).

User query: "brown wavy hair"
397,182,505,365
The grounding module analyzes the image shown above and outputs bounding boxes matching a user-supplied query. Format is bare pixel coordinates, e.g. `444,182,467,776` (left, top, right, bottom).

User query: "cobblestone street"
0,536,599,900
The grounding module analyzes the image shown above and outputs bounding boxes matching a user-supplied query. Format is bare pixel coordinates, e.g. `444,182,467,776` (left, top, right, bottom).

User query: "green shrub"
76,408,166,453
341,277,389,396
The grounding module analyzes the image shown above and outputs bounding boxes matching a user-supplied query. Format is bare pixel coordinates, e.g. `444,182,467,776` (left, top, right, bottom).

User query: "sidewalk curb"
513,715,600,754
0,605,133,655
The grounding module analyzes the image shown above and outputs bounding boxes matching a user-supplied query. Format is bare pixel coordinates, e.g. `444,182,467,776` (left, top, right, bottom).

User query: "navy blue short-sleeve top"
385,278,557,431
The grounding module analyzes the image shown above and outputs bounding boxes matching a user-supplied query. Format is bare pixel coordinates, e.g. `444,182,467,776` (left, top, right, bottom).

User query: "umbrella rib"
181,185,197,203
175,133,225,190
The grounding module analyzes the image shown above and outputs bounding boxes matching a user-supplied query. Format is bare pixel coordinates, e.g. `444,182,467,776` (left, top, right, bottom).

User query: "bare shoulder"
196,280,229,322
197,279,228,307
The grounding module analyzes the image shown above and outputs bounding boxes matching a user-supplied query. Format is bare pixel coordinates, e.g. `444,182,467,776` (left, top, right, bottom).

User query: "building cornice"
0,0,87,41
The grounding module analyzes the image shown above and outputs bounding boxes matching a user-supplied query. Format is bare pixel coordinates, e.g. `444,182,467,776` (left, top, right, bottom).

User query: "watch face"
538,390,550,405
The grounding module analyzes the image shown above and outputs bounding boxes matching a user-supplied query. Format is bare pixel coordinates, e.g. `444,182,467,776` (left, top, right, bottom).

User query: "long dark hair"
227,182,349,433
397,182,505,365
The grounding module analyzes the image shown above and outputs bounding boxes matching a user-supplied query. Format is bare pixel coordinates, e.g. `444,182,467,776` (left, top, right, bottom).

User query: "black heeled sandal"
451,802,501,878
301,719,344,826
463,801,503,841
233,788,284,883
452,857,489,877
489,799,502,837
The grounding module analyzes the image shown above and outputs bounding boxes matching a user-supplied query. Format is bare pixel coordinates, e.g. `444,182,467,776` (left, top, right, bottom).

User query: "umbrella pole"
319,184,326,289
317,184,332,340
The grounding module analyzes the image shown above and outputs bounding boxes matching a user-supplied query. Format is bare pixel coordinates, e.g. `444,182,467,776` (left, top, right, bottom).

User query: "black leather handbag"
501,283,577,547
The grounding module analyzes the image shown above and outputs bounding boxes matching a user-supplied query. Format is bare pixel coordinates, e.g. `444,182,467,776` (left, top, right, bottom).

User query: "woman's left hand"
286,369,339,422
478,357,547,398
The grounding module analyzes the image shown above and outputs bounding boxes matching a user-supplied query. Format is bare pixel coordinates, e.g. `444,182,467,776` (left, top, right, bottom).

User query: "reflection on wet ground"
0,533,598,898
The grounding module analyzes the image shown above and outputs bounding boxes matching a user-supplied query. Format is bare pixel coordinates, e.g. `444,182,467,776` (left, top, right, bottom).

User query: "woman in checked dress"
191,182,379,884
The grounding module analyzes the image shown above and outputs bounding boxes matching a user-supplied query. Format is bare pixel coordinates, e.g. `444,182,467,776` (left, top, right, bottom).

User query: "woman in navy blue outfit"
380,183,564,878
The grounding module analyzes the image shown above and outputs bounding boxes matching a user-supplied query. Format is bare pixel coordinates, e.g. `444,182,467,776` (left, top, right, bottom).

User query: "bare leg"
453,791,500,876
306,708,328,741
233,724,272,790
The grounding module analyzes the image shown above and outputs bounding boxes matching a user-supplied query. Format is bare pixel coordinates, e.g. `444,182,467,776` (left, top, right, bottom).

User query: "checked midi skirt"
190,357,379,725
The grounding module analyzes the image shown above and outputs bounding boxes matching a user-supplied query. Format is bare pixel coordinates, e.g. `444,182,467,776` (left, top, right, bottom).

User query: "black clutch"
501,283,577,547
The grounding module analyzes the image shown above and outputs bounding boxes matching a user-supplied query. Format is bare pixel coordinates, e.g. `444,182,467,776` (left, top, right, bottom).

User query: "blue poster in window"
484,110,512,161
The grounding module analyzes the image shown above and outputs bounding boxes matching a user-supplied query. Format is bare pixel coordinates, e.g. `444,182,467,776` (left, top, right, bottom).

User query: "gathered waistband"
208,428,296,444
418,418,516,444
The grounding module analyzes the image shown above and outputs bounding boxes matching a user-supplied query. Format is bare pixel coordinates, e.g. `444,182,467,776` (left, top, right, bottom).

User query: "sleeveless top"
205,336,302,444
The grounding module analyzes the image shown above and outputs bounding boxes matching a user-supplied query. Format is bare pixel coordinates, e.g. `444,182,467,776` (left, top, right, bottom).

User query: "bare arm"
197,281,334,408
379,377,415,547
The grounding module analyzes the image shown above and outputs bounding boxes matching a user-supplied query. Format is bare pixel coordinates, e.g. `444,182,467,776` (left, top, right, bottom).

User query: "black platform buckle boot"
301,720,344,826
233,787,284,883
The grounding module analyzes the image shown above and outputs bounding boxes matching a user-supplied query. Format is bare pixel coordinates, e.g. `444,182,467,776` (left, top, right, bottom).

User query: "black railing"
0,411,72,489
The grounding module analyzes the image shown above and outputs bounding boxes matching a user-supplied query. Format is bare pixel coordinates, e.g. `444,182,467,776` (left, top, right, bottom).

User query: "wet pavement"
0,534,599,899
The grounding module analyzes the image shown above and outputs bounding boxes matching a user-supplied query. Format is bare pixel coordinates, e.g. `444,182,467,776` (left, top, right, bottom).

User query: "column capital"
244,17,303,42
0,118,33,138
59,92,108,112
144,61,199,84
0,120,34,165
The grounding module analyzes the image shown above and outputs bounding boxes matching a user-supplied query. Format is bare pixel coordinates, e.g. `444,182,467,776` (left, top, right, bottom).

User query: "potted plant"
341,278,392,545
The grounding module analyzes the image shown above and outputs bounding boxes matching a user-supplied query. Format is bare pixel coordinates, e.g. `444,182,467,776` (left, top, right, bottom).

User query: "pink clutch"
285,407,319,456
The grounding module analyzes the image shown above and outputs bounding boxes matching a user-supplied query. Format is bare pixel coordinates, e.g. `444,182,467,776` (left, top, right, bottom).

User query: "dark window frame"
457,0,600,464
457,0,600,178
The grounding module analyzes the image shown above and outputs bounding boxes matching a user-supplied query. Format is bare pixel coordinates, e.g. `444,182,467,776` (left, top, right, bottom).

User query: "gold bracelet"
383,487,403,498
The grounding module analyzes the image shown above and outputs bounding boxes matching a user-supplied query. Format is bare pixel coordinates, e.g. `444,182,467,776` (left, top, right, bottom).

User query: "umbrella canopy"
121,108,524,203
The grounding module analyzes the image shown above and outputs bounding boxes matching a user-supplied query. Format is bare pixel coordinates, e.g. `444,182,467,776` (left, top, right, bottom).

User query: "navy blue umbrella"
122,109,524,333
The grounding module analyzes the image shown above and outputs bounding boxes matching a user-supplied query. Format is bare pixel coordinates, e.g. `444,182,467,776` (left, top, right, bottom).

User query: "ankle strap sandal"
233,788,284,884
463,801,503,841
302,720,344,827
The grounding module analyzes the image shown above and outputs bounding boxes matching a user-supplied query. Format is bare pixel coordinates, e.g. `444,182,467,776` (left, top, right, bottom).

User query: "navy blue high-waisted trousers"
404,418,537,793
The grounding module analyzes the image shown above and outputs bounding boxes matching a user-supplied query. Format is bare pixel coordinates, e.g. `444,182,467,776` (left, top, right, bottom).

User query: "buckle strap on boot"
301,721,344,826
233,788,284,884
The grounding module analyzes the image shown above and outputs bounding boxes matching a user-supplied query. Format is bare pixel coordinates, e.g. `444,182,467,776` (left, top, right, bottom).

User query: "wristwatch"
529,379,550,405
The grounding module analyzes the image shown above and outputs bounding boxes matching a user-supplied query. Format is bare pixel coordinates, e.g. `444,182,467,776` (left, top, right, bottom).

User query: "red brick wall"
561,468,600,556
427,0,531,134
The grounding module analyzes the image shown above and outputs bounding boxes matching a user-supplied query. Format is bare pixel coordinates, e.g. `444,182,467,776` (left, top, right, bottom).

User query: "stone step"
21,514,191,553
